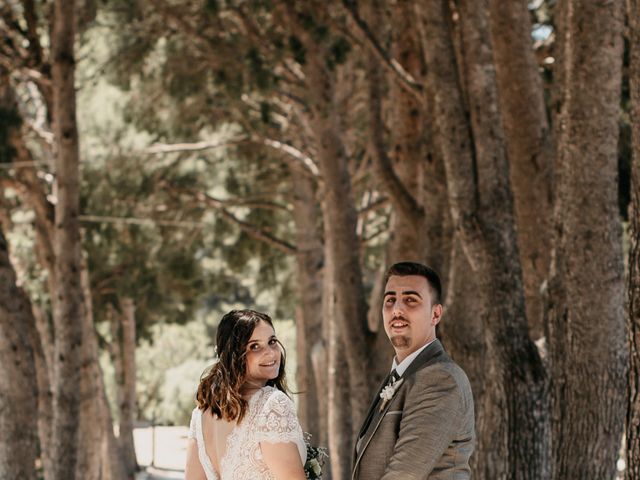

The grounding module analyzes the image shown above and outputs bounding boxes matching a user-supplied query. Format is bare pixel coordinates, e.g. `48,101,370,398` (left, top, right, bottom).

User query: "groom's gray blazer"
352,339,475,480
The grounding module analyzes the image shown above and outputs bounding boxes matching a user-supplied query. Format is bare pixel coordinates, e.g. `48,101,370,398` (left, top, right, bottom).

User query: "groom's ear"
431,303,443,325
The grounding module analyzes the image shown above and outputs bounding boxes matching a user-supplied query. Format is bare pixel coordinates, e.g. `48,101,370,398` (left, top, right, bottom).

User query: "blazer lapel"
352,339,446,478
356,374,392,440
402,339,445,378
352,377,405,477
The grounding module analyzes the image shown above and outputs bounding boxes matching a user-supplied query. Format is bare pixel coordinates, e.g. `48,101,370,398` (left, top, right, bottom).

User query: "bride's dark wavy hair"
196,309,289,422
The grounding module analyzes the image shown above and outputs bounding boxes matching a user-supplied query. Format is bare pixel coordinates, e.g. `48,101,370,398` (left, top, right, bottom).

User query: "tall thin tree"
50,0,86,478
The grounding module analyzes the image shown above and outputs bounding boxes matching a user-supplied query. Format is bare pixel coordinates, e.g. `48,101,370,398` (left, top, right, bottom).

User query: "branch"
144,139,245,155
339,0,425,103
256,136,319,177
163,182,297,255
357,196,388,216
366,51,425,222
79,214,203,228
144,136,320,178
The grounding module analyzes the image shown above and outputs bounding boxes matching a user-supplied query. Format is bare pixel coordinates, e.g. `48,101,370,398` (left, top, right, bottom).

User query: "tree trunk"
50,0,86,476
548,0,627,478
440,237,487,478
418,0,549,477
119,297,139,477
78,261,127,480
0,228,38,480
365,1,426,262
321,235,351,480
300,27,371,427
7,124,58,477
489,0,553,341
30,306,54,479
291,175,324,441
627,0,640,476
0,66,55,479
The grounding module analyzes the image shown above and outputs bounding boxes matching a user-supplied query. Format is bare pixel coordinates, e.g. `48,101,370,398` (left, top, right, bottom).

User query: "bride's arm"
185,438,207,480
256,391,307,480
261,441,306,480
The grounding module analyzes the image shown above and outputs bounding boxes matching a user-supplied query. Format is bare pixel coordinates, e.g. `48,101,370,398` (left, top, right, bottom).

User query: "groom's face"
382,275,443,363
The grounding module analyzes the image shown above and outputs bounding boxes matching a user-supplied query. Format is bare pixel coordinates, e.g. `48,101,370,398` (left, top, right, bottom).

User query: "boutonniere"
379,378,403,412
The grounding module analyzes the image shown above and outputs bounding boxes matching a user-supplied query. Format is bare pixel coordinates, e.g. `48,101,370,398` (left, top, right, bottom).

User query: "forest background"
2,0,640,479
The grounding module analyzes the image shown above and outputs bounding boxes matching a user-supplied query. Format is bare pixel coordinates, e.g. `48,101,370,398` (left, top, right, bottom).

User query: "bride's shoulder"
188,406,202,439
253,387,302,439
190,406,205,419
256,386,294,412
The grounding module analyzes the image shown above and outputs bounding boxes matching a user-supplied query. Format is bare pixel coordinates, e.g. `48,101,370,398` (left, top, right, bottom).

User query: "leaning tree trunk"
627,0,640,476
0,66,56,479
548,0,627,478
0,228,38,479
50,0,86,477
77,261,126,480
291,174,324,442
418,0,549,478
77,260,120,480
489,0,553,341
365,0,426,263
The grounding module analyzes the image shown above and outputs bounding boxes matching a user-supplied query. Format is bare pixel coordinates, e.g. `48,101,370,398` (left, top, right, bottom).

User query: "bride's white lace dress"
188,386,307,480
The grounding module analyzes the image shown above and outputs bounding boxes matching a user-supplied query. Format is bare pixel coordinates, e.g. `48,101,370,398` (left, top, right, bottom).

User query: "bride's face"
244,320,282,386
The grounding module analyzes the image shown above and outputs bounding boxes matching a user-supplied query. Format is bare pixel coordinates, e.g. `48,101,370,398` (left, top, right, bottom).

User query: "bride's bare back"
201,413,235,475
185,386,307,480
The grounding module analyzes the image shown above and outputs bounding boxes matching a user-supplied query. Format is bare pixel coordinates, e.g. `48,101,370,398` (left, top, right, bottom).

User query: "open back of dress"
201,413,234,477
188,386,307,480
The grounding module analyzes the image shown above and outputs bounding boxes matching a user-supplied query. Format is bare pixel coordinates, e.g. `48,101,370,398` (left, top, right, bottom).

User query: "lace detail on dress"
255,390,305,446
189,387,306,480
220,387,306,479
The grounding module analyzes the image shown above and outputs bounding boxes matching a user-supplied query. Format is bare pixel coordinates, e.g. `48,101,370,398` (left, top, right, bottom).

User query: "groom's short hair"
384,261,442,305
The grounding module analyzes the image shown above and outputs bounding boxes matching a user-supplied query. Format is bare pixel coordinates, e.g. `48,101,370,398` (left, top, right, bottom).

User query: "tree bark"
291,175,324,441
387,0,430,262
548,0,627,478
50,0,85,477
78,261,126,480
118,297,139,477
627,0,640,476
29,306,55,479
418,0,549,477
0,228,38,480
489,0,553,341
440,237,487,478
365,1,425,260
321,233,351,480
293,15,371,431
0,66,56,479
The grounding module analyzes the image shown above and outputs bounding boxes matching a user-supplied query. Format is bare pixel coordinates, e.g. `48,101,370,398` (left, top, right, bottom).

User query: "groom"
352,262,475,479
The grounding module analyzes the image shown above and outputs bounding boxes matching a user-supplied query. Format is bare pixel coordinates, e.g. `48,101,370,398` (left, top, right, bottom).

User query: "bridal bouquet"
304,433,328,480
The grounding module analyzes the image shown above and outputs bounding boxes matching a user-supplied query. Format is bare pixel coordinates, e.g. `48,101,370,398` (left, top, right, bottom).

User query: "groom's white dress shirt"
391,338,436,377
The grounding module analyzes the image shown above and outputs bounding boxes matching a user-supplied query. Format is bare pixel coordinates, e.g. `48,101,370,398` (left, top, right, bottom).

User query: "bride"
185,309,307,480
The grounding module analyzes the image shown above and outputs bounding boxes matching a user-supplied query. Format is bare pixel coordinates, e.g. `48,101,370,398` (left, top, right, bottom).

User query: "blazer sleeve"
379,366,465,480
